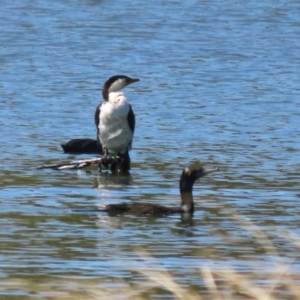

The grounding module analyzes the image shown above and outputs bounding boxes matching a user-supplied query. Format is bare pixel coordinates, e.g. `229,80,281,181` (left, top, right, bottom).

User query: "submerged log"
39,139,130,172
60,138,102,154
36,155,128,173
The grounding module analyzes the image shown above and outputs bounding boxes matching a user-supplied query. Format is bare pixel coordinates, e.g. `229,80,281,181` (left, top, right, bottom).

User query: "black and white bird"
94,75,139,172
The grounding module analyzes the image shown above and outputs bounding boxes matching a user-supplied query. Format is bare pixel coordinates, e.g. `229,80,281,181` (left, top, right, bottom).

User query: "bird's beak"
128,78,140,85
202,167,219,176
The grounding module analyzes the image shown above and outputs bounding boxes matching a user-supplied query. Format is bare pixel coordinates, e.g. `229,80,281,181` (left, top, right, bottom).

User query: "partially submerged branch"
37,156,117,170
37,151,132,174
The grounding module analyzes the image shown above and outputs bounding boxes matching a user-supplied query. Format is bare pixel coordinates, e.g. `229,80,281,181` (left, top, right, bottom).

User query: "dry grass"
1,212,300,300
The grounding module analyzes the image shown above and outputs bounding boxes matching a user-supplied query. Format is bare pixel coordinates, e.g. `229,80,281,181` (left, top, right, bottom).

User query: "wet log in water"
37,157,104,170
60,138,103,155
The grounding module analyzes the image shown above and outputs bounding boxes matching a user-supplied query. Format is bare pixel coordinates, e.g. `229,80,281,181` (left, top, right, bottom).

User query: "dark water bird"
94,75,139,172
97,165,218,216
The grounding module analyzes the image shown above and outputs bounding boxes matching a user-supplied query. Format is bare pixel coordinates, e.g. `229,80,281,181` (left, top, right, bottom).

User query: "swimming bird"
95,75,139,173
97,165,218,216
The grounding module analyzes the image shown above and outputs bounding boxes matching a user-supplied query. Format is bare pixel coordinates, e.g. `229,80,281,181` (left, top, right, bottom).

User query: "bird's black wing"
94,103,102,142
127,105,135,134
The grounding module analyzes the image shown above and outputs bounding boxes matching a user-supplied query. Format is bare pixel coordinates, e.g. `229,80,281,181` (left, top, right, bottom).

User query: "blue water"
1,0,300,298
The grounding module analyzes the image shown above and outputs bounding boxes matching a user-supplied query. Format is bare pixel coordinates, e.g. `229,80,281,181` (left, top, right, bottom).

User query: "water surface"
1,0,300,298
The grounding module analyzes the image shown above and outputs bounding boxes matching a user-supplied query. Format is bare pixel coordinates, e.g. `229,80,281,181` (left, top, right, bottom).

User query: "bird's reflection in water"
93,170,133,191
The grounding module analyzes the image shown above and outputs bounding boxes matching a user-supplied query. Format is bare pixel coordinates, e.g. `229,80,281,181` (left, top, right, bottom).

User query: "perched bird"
97,165,219,216
60,75,139,158
95,75,139,173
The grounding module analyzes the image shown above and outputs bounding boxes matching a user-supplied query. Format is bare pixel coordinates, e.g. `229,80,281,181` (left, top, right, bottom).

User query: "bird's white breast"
101,92,130,117
98,92,133,154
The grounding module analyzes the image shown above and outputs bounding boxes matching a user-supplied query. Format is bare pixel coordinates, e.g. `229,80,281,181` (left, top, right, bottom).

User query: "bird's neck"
107,91,127,104
179,176,196,213
180,192,194,213
102,88,109,101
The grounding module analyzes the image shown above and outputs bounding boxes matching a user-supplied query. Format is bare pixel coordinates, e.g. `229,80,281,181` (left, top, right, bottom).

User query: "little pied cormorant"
94,75,139,172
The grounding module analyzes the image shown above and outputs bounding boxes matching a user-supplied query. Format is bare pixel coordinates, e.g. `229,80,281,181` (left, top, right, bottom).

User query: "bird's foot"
98,154,121,172
98,153,111,172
